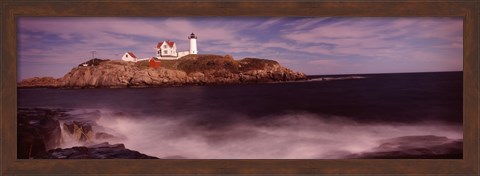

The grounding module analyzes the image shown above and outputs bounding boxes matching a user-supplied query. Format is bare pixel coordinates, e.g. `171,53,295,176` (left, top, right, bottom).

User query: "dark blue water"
17,72,463,159
18,72,463,125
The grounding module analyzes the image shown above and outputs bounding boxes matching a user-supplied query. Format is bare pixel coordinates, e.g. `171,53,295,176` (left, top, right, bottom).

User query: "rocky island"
18,54,307,88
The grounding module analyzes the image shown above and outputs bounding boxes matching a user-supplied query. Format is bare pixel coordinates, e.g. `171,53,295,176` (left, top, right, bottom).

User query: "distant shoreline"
19,71,462,84
306,70,463,77
18,71,463,89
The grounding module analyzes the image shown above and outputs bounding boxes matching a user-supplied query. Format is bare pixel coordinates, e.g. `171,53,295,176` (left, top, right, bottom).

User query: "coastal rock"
19,55,307,88
61,110,102,142
17,77,63,88
18,108,157,159
63,120,95,142
34,142,158,159
78,58,109,66
17,108,66,158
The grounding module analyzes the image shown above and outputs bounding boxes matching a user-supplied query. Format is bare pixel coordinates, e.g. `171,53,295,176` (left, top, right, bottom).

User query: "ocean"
17,72,463,159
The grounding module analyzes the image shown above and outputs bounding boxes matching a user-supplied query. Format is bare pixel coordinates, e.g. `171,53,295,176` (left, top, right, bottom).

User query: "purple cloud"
18,17,463,80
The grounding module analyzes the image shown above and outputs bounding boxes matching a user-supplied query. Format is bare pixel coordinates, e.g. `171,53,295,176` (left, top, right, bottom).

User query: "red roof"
149,57,161,61
156,40,175,48
126,52,137,58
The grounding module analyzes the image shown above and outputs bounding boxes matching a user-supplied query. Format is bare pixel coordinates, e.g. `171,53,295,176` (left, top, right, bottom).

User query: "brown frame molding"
1,0,479,175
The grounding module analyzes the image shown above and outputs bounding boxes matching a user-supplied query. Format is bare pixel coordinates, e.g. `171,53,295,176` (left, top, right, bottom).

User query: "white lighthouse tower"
188,33,198,54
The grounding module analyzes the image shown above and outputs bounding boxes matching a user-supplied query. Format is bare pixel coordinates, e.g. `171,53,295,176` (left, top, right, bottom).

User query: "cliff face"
20,54,307,88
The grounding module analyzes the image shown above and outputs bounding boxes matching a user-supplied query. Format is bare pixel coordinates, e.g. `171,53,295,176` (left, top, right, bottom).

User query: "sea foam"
78,109,463,159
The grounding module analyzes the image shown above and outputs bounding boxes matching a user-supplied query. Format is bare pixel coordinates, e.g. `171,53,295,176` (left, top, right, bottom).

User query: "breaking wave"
61,109,462,159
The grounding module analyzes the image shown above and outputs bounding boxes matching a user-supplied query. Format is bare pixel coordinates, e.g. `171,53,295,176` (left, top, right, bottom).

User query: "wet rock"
17,108,66,159
18,108,158,159
63,120,95,142
34,142,158,159
61,110,102,142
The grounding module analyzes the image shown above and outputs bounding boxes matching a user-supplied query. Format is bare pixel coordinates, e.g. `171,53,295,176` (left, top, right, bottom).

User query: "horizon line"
307,70,463,76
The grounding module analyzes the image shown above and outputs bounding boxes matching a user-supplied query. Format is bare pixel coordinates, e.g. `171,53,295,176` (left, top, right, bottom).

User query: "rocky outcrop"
17,108,66,158
18,55,307,88
17,77,63,88
78,58,109,67
34,142,158,159
60,109,105,142
18,108,157,159
63,120,95,142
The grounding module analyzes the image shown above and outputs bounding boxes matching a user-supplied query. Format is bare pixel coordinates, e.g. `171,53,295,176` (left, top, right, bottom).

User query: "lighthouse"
124,33,198,62
188,33,198,54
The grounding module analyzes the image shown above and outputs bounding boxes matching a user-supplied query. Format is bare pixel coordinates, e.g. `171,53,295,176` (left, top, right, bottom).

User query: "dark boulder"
34,142,158,159
17,108,66,159
18,108,158,159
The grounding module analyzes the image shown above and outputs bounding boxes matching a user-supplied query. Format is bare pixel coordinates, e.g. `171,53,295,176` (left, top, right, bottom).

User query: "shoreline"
18,71,463,89
17,75,369,89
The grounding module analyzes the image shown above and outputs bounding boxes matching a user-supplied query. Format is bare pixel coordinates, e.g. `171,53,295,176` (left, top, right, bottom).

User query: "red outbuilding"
149,57,161,68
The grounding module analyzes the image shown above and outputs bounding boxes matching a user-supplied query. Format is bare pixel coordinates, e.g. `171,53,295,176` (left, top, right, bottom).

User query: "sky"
18,17,463,80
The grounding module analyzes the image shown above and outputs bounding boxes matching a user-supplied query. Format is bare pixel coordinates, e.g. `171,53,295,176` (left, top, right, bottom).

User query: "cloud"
282,17,462,57
18,17,463,80
254,17,285,30
308,59,339,66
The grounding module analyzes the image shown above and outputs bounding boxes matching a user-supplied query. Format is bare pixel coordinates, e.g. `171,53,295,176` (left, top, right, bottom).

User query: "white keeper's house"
122,33,198,62
121,52,138,62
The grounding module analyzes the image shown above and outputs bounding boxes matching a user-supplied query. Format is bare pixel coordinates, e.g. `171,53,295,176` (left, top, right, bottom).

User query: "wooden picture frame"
1,0,478,175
